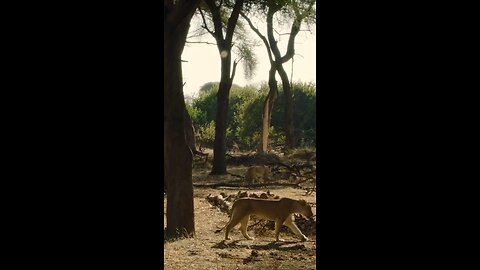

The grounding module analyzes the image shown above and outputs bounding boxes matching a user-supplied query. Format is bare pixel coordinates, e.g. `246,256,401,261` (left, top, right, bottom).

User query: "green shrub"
187,81,316,149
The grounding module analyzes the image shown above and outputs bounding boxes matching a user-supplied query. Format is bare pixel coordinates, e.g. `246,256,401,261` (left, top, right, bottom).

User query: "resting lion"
245,165,271,184
217,197,313,242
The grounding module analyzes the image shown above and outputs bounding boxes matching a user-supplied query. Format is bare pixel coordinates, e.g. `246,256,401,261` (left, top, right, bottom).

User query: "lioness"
245,165,271,184
219,197,313,242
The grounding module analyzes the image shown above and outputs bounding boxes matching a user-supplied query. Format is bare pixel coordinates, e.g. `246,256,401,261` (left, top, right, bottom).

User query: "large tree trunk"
164,0,198,239
211,56,232,175
203,0,244,175
259,67,278,152
165,109,196,194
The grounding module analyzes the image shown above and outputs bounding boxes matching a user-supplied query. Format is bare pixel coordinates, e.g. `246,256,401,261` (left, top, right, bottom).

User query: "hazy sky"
181,14,316,98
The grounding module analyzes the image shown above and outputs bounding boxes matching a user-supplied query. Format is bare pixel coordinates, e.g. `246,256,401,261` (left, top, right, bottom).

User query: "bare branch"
240,11,274,64
186,41,218,45
187,29,209,39
198,7,215,36
231,56,243,81
273,28,291,37
273,29,310,36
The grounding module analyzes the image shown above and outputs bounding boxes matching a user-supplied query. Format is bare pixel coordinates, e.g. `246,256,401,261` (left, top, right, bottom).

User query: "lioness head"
298,199,314,219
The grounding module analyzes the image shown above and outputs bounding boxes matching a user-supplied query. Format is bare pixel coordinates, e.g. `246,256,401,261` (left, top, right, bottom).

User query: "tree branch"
198,6,215,37
203,0,225,42
225,0,244,45
230,56,242,81
279,18,301,63
266,6,283,65
187,29,210,39
278,0,315,63
240,11,274,64
186,41,218,45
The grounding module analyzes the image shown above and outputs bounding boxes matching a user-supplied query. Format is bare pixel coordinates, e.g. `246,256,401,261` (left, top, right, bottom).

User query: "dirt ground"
164,162,317,270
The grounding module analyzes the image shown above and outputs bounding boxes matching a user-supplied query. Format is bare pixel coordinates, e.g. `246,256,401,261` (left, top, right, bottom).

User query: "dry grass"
164,177,317,269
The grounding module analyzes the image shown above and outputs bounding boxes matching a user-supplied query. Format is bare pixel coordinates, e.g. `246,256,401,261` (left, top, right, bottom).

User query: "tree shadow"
212,240,242,249
212,239,307,251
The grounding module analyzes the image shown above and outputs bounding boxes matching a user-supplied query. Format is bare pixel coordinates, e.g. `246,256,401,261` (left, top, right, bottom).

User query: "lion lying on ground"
245,165,271,184
217,197,313,242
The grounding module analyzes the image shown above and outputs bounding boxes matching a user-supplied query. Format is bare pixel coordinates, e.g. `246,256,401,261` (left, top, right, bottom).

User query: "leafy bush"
186,81,316,149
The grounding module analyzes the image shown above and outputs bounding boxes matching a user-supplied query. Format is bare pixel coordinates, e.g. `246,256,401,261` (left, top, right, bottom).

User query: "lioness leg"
284,215,308,241
225,212,244,240
239,215,254,240
274,217,287,242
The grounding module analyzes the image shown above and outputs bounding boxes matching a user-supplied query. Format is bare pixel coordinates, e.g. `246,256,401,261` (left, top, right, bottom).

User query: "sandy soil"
164,186,316,270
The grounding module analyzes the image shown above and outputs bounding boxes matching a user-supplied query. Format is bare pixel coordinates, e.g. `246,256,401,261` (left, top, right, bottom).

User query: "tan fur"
221,197,313,242
245,165,271,184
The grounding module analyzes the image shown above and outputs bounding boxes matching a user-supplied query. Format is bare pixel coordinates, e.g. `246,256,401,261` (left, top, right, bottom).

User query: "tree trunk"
265,11,300,150
259,67,278,152
164,122,167,192
164,0,198,238
203,0,244,175
211,56,232,175
240,10,280,153
277,64,295,149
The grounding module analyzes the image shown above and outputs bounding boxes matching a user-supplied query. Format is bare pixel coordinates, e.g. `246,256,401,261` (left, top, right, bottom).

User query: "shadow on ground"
212,240,308,251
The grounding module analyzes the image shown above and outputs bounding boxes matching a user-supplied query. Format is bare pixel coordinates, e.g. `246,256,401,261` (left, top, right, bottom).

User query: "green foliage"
235,42,258,80
198,82,219,94
290,82,316,146
196,121,215,147
235,84,267,147
187,81,316,149
189,84,218,128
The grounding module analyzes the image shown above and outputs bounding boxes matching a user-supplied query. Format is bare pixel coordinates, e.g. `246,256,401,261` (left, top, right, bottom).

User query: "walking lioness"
245,165,271,184
219,197,313,242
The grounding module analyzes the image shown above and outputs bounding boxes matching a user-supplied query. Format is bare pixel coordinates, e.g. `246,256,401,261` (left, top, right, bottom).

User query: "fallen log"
193,182,301,188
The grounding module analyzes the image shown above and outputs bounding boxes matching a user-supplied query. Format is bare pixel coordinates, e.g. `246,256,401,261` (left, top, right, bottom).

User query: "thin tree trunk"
243,0,314,151
240,11,279,153
259,97,270,153
277,64,295,149
259,67,278,152
265,10,301,150
164,0,198,238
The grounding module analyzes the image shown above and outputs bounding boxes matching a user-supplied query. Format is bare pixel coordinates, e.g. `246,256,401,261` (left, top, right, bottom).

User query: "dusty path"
164,187,316,270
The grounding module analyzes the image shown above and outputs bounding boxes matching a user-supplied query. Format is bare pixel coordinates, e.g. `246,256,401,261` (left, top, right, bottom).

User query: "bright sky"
181,14,316,99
